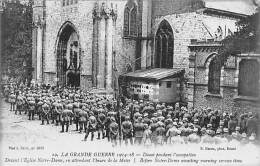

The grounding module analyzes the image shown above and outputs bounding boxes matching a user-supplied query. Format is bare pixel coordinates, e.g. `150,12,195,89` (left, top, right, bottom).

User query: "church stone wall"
43,0,137,88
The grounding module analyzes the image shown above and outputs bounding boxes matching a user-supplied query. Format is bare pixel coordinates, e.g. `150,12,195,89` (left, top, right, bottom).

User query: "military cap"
216,129,222,134
223,128,229,133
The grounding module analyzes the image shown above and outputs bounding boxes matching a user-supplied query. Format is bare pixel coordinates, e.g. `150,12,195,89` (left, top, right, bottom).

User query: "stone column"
97,14,106,89
36,26,43,82
105,16,113,90
92,16,99,87
0,5,3,82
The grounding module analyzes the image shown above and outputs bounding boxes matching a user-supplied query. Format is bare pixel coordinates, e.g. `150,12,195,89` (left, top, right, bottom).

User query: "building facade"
33,0,259,111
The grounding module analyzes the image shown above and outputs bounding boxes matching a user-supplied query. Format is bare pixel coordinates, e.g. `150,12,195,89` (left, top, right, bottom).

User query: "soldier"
9,92,16,111
51,101,59,125
41,101,50,124
228,115,237,134
166,122,180,144
121,116,133,146
79,108,88,133
155,121,165,145
150,117,159,145
28,99,35,120
73,103,81,131
84,112,97,141
15,93,23,115
97,109,106,139
109,117,119,147
105,112,113,141
142,124,152,147
134,117,145,145
60,105,71,133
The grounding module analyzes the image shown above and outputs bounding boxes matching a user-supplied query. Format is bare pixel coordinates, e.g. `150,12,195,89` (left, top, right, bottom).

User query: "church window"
238,59,259,97
123,1,138,37
208,57,221,94
155,20,174,68
167,82,172,88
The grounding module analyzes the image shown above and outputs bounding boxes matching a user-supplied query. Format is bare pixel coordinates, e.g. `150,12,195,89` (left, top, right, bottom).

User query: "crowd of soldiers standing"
2,83,259,147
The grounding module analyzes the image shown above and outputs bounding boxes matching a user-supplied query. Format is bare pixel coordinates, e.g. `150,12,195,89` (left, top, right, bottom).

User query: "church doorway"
56,22,81,88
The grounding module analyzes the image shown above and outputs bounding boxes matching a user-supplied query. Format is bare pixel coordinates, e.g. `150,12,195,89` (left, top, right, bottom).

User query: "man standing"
109,117,119,147
134,117,145,145
97,109,106,139
122,116,133,145
84,112,97,141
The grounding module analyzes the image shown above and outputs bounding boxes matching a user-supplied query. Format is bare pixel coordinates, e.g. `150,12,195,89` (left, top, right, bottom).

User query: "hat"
172,122,178,126
216,129,222,134
207,124,212,128
223,128,229,133
235,126,240,131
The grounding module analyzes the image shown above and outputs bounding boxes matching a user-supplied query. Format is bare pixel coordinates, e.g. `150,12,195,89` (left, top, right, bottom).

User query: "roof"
121,68,185,81
203,0,257,16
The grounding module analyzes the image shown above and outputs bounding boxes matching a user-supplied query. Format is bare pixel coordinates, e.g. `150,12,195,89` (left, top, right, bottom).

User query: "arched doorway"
56,22,81,87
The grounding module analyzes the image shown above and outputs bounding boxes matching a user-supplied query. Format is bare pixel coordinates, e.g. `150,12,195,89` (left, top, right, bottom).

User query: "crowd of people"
1,82,259,147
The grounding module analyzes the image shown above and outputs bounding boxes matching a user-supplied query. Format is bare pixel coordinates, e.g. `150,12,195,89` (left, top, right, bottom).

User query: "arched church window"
123,7,130,37
130,7,137,36
123,1,137,37
155,20,174,68
208,57,221,94
238,59,259,97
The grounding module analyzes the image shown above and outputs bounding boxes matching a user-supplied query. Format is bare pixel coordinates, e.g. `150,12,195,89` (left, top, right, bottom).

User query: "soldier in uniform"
97,109,106,139
84,112,97,141
142,124,152,147
79,107,88,133
9,92,16,111
109,117,119,147
41,101,50,124
121,116,133,145
134,117,145,145
15,92,23,115
60,104,71,132
28,99,35,120
150,117,158,145
73,103,81,131
156,121,166,145
166,122,180,144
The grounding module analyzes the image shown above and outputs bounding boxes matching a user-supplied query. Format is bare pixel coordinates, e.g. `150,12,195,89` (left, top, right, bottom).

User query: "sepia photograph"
0,0,260,166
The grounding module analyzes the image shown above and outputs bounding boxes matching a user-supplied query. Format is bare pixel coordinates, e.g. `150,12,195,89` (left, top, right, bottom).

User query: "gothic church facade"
32,0,259,112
